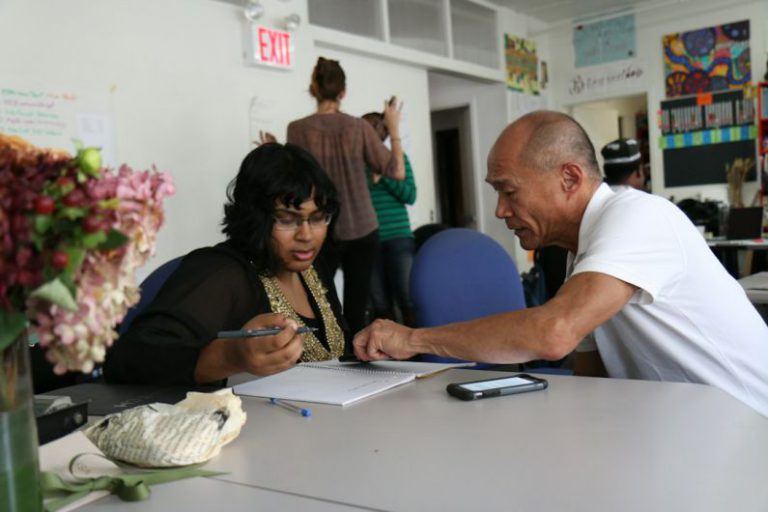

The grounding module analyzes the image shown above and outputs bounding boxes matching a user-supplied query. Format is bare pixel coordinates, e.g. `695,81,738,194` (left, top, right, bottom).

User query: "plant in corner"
0,134,174,511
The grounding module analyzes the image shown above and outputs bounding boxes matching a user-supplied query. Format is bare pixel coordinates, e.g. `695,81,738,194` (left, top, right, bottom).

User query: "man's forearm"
410,308,574,364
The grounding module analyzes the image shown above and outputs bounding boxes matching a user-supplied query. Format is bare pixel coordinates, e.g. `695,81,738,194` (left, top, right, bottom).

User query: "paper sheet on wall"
0,83,116,166
249,95,279,144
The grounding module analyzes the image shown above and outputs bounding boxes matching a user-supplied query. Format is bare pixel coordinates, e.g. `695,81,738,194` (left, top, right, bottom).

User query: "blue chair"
409,228,526,366
118,256,183,335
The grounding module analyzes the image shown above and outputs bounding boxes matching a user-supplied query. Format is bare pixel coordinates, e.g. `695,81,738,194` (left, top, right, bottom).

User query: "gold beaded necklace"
259,266,344,362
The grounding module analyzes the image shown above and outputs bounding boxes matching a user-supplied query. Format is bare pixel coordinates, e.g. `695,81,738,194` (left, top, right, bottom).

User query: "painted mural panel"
505,34,539,95
663,20,751,98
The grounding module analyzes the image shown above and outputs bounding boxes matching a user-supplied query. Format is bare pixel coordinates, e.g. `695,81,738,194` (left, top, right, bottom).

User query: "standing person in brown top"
285,57,405,334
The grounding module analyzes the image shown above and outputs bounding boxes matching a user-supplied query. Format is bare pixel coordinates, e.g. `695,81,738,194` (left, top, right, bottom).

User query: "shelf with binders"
659,88,756,150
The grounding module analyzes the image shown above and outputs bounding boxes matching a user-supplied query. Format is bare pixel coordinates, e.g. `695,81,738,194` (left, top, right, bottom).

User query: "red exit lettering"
256,27,292,68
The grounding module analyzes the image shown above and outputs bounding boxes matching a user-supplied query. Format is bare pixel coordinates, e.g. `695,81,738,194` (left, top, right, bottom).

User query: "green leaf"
59,207,86,220
82,231,107,249
29,278,78,312
34,214,52,234
59,272,77,297
64,247,85,273
0,311,27,352
99,229,129,250
98,198,120,210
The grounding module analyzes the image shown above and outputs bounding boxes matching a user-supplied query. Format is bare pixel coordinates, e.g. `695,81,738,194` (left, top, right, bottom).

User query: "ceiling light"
243,1,264,21
282,13,301,31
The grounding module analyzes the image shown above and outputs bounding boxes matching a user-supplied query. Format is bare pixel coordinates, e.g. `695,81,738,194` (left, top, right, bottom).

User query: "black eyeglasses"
273,211,332,231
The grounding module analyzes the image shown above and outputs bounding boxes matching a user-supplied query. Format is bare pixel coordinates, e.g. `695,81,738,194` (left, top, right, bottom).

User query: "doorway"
569,93,650,189
430,106,477,228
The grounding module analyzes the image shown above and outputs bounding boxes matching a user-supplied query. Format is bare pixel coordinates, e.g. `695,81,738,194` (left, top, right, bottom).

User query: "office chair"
412,223,450,253
409,228,526,366
117,256,184,335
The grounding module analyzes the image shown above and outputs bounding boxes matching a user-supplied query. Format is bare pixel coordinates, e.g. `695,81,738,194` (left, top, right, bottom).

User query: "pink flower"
1,135,173,374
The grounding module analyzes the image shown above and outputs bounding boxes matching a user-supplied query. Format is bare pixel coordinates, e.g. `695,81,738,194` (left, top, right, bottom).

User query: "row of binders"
661,100,755,135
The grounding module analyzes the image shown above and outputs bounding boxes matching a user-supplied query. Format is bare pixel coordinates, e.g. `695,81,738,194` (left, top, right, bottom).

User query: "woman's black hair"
222,143,339,275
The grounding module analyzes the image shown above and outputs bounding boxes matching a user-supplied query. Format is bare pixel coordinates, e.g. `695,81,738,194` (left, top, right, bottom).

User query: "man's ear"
560,162,585,194
338,89,346,101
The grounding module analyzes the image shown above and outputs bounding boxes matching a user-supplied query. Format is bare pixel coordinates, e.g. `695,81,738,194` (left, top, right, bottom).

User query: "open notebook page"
309,360,476,378
232,364,417,406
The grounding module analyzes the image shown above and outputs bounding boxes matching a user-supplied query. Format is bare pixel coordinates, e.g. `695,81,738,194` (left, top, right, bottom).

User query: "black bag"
521,262,548,308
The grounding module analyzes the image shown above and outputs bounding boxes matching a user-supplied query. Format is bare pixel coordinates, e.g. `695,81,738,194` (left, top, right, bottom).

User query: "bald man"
353,110,768,417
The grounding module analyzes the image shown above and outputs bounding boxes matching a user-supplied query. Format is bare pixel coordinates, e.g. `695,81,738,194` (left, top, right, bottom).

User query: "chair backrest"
409,228,525,363
118,256,184,335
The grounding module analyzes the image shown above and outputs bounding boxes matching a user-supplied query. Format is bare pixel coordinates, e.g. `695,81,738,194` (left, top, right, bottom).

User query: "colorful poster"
505,35,539,95
663,20,751,98
574,14,636,68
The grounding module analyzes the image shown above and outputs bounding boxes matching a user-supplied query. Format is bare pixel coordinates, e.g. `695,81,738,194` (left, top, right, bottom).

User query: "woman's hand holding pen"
233,313,304,376
195,313,304,383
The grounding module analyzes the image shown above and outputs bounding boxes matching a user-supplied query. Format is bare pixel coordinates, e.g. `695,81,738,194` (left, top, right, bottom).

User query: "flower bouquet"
0,133,173,510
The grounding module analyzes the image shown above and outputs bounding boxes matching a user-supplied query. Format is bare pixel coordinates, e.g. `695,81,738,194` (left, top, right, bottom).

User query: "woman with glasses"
104,143,349,385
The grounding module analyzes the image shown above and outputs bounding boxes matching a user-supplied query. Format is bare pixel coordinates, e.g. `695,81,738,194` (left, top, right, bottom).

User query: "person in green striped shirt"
363,111,417,327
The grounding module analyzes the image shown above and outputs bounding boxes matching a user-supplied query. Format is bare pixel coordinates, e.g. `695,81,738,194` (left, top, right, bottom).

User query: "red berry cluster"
0,140,113,313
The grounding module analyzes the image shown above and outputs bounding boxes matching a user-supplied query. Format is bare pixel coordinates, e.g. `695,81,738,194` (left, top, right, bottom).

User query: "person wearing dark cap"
601,138,647,191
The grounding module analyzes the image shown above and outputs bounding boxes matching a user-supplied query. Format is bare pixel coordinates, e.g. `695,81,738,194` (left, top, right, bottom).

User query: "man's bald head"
492,111,601,180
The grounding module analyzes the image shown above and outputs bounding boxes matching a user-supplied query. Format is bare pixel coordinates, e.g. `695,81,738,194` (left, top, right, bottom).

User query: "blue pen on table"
217,326,318,338
269,398,312,417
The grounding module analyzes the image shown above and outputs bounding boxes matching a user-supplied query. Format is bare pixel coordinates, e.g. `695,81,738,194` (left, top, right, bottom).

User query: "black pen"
217,326,318,338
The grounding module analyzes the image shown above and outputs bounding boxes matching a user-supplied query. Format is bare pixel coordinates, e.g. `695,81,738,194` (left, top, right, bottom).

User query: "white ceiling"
489,0,702,24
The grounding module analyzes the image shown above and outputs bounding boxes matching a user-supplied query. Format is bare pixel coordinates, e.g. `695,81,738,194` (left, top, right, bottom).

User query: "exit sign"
247,25,293,69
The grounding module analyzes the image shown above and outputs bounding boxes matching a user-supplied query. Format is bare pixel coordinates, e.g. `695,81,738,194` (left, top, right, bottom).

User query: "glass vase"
0,331,42,511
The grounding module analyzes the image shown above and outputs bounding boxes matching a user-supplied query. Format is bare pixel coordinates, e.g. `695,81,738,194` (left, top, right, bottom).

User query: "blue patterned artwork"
574,14,636,68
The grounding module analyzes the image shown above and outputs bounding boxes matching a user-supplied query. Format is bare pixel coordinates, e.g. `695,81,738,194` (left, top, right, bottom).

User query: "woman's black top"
103,242,350,386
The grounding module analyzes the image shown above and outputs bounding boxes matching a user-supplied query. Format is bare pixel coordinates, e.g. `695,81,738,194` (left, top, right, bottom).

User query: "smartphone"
388,95,396,107
446,374,547,401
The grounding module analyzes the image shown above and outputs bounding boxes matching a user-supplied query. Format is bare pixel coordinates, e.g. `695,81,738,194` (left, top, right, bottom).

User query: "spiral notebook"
232,361,472,406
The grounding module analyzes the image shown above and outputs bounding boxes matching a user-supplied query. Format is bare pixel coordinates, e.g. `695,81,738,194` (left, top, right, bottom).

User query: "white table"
84,370,768,511
708,238,768,277
739,271,768,304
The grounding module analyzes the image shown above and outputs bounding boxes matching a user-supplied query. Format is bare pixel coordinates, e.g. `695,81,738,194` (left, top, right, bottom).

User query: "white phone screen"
459,376,533,392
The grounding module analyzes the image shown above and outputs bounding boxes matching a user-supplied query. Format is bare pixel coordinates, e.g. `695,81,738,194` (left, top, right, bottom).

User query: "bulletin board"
573,14,636,68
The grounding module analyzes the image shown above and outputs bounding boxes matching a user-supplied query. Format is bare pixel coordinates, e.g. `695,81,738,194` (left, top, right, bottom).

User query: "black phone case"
446,374,548,401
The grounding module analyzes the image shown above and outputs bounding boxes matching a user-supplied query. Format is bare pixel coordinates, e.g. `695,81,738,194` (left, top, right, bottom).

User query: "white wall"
0,0,436,280
428,73,522,263
544,0,768,203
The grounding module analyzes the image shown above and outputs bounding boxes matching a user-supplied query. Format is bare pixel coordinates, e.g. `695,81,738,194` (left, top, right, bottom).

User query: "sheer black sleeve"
104,244,269,385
